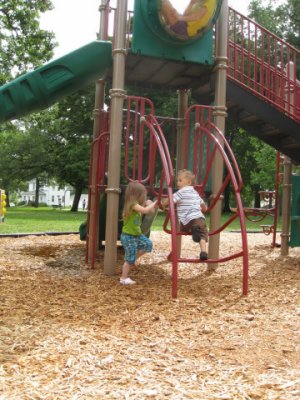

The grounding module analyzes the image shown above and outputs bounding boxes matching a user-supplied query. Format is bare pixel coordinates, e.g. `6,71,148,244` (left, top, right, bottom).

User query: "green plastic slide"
0,41,112,123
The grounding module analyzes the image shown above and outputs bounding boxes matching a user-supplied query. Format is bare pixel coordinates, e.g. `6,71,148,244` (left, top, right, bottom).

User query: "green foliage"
249,0,300,50
0,84,95,211
249,137,277,190
0,116,54,193
0,0,58,200
225,118,277,207
127,87,178,117
47,86,95,192
0,0,56,84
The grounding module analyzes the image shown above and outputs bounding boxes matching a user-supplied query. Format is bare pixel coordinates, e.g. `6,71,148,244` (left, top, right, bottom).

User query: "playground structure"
0,1,299,298
86,95,249,297
85,0,300,297
85,0,251,298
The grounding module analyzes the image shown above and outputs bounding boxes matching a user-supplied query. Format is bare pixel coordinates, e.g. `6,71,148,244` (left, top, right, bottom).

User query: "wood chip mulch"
0,231,299,399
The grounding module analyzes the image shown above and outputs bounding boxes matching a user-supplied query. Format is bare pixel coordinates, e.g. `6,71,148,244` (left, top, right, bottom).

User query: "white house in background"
19,180,89,209
20,180,71,207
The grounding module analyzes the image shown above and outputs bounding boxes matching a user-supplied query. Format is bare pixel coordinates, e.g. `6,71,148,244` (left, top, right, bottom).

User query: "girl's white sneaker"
120,277,136,285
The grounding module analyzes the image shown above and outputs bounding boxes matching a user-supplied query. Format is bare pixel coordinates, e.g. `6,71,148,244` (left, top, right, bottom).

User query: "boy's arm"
161,191,179,210
200,200,208,213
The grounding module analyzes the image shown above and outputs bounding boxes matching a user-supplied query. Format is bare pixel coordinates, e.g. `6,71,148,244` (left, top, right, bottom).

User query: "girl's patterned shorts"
120,233,153,265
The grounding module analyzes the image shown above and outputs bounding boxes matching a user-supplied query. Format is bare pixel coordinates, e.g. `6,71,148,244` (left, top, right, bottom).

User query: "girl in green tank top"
120,182,158,285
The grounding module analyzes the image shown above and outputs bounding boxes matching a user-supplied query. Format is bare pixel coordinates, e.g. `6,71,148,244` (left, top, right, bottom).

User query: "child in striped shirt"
171,169,208,260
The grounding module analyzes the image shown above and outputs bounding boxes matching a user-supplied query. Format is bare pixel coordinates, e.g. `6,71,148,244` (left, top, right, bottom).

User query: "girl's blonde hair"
178,169,196,185
122,182,147,219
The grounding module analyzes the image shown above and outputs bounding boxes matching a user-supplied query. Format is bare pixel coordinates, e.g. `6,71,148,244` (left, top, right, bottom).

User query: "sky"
40,0,251,59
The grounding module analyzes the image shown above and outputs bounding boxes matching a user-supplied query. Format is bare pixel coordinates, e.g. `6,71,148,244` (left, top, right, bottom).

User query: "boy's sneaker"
120,277,136,285
191,226,201,243
200,251,208,260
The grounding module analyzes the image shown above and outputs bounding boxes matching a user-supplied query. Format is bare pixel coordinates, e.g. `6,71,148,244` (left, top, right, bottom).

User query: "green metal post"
280,61,295,255
281,156,292,255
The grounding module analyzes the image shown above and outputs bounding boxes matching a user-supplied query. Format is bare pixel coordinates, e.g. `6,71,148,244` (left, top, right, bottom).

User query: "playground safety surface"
1,232,299,399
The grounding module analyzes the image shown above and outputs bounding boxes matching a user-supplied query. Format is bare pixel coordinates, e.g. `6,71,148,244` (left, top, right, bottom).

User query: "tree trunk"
6,191,10,207
253,184,261,208
71,185,82,212
34,178,40,208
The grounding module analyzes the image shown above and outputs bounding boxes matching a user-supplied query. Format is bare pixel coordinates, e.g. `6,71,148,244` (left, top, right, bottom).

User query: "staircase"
225,8,300,164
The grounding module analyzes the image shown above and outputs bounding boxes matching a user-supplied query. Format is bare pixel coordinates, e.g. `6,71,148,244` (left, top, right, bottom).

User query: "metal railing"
228,7,300,123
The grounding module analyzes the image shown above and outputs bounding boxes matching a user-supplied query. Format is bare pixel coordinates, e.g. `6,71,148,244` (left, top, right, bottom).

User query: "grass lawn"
0,207,86,234
0,206,279,234
152,211,279,231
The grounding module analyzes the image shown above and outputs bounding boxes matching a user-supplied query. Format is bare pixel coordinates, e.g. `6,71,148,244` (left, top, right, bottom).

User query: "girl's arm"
161,198,169,210
133,200,158,215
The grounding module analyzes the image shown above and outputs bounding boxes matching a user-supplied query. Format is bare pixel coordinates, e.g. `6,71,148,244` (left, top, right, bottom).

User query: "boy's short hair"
178,169,196,185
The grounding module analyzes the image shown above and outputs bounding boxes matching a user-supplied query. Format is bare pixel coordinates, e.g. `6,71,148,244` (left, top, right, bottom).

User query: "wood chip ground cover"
0,232,299,399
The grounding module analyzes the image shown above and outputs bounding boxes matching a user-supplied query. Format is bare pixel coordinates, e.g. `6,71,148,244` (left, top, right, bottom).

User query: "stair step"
283,141,300,149
237,110,259,123
261,127,281,136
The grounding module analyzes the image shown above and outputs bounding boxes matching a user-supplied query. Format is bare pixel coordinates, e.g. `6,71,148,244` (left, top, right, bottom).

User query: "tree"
0,0,57,205
249,138,278,204
0,118,54,204
0,123,23,204
248,0,300,51
0,0,56,84
45,86,95,211
223,117,278,209
0,82,95,212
